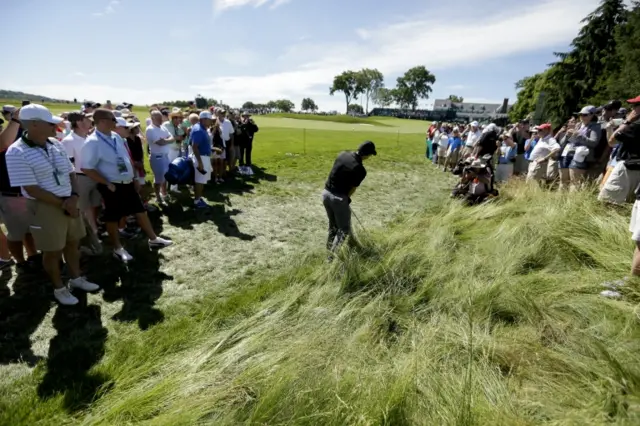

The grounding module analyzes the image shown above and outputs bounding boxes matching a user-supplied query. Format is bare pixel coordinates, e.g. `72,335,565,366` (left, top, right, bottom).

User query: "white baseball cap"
2,105,16,114
199,111,213,120
471,121,479,127
19,104,63,124
115,117,128,127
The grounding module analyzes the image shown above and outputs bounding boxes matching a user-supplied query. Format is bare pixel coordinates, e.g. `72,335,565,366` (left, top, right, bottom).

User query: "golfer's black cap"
358,140,377,156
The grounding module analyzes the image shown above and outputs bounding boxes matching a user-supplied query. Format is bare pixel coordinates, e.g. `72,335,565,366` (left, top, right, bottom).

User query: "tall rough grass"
2,181,640,425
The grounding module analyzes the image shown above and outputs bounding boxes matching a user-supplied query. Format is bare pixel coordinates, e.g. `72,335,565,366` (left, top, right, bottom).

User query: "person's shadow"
0,267,53,366
37,301,110,412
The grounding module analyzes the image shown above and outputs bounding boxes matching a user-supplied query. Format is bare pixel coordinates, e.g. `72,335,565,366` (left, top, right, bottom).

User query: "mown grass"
3,167,640,424
268,113,392,126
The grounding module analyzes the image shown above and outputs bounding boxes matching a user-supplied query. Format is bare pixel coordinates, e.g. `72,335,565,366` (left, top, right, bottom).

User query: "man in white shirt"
145,110,175,205
527,123,560,183
463,121,481,158
6,104,99,305
61,112,102,240
217,109,234,167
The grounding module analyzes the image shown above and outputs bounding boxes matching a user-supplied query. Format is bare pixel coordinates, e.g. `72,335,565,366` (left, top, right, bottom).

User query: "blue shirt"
190,123,211,156
498,143,517,164
447,136,463,151
524,138,538,161
81,130,135,182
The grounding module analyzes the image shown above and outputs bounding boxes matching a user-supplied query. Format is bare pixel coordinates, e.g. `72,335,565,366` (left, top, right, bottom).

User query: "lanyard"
96,132,118,154
34,144,59,173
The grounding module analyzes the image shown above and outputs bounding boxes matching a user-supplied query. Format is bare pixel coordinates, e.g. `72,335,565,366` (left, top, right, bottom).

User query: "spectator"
495,133,517,183
81,109,172,262
163,111,186,194
462,121,481,158
5,104,99,305
526,123,559,183
599,96,640,204
592,101,622,181
474,123,500,159
211,117,226,184
566,106,601,191
524,126,539,162
322,141,376,256
125,122,146,190
146,110,175,205
226,111,239,175
443,128,463,172
557,118,578,190
0,106,37,269
82,101,99,115
217,109,234,174
426,122,437,159
60,111,103,252
512,120,531,175
238,112,259,175
190,111,214,209
436,127,450,167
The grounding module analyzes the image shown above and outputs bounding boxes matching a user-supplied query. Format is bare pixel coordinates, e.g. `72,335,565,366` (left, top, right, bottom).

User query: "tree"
266,101,277,111
274,99,295,112
448,95,464,103
393,66,436,111
348,104,364,114
242,101,257,110
301,98,318,112
329,70,364,113
356,68,384,114
372,87,394,107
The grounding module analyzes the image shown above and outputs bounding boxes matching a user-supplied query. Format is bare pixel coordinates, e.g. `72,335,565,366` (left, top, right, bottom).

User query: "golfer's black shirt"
477,130,499,157
325,151,366,197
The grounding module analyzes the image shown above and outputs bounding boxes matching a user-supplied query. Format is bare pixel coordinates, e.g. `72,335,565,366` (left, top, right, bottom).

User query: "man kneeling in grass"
322,141,376,258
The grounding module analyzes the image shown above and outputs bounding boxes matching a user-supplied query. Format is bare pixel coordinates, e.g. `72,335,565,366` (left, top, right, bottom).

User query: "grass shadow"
37,302,110,412
0,267,52,366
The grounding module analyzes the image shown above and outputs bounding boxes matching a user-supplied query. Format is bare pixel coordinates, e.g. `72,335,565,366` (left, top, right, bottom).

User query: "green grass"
2,102,640,425
269,113,392,127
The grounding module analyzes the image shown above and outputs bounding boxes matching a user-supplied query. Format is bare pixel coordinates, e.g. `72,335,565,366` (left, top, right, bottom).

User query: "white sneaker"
149,237,173,249
169,185,180,194
54,287,79,305
239,166,247,175
69,276,100,292
246,167,253,175
114,248,134,262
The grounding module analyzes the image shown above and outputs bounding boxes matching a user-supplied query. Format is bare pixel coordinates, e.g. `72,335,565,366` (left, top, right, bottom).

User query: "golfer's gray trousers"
321,189,351,252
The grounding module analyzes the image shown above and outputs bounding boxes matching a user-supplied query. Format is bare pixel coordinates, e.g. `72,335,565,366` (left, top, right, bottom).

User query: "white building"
432,99,510,119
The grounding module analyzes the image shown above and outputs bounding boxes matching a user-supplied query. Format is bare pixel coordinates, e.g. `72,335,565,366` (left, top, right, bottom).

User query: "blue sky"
2,0,607,112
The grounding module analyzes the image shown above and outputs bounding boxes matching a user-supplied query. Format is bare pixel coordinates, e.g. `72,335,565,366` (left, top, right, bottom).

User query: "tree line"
329,66,436,114
510,0,640,126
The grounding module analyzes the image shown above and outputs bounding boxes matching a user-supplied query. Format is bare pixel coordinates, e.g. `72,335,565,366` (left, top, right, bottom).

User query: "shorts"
527,160,548,181
437,146,447,158
598,161,640,205
569,159,590,170
77,174,102,210
192,155,212,184
514,155,528,174
0,195,31,241
27,199,86,252
150,152,170,184
559,154,574,169
97,182,146,223
630,200,640,242
212,147,226,160
495,163,514,182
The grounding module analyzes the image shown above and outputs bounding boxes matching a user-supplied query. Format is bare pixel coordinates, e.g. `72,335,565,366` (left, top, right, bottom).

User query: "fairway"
3,103,640,425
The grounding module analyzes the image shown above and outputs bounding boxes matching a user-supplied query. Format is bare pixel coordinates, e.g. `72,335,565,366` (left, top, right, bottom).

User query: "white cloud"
213,0,292,12
92,0,120,17
355,28,371,40
194,0,601,111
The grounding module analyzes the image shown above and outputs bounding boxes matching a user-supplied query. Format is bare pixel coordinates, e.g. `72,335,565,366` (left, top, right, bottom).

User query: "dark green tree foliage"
301,98,318,112
448,95,464,103
393,66,436,111
510,0,630,126
347,104,364,114
329,71,364,113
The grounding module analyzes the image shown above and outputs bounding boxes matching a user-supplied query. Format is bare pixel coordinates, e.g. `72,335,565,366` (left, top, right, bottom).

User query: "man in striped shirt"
5,104,100,305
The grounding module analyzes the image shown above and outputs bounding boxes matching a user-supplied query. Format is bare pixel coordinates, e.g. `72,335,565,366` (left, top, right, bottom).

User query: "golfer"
322,141,376,255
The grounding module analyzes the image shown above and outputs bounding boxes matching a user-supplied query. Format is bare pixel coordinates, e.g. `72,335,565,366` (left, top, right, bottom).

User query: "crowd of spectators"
425,96,640,296
0,100,259,305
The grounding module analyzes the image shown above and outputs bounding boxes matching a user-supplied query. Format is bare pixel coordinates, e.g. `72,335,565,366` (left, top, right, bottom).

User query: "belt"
0,192,21,198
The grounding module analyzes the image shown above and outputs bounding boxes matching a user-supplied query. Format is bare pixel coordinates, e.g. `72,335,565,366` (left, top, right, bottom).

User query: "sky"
2,0,610,112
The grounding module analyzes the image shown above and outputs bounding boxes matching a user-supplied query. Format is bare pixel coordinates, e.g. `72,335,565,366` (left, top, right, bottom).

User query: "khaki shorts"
77,174,102,210
27,199,86,252
0,195,31,241
527,160,548,182
598,161,640,205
